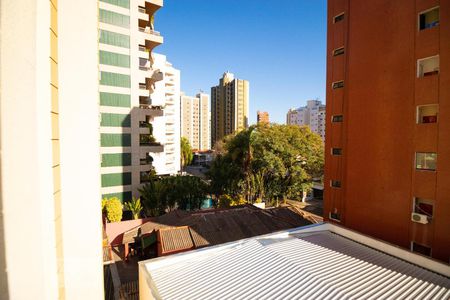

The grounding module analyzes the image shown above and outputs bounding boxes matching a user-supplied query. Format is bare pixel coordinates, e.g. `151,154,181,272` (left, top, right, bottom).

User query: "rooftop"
123,205,313,248
139,223,450,300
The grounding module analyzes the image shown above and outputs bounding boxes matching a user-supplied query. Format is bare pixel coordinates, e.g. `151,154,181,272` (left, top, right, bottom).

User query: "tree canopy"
207,124,324,204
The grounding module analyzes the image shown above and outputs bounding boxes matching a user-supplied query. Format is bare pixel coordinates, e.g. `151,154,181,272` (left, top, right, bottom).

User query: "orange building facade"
257,111,270,124
324,0,450,263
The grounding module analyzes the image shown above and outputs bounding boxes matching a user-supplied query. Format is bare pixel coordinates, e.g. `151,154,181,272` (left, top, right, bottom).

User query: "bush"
217,194,246,208
103,197,123,223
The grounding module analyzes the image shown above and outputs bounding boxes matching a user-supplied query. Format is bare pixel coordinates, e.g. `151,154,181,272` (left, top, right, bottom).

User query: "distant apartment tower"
99,0,180,203
257,111,270,124
181,93,211,150
324,1,449,263
286,100,326,140
211,72,249,146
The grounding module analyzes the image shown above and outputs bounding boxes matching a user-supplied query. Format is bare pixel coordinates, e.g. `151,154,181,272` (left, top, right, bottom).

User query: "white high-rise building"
151,53,181,175
286,100,326,140
181,93,211,151
99,0,181,203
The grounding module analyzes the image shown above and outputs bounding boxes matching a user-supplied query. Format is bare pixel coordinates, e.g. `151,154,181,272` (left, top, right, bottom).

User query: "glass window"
415,152,437,171
99,9,130,28
419,7,439,30
333,47,345,56
332,115,343,122
331,180,341,188
334,13,344,23
332,148,342,155
417,105,438,124
413,198,433,218
411,242,431,257
332,81,344,89
417,56,439,78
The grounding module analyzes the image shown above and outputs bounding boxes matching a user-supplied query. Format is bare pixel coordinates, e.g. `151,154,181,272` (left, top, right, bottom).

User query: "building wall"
324,0,450,263
181,93,210,151
257,111,270,124
99,0,179,203
211,72,249,147
0,0,103,298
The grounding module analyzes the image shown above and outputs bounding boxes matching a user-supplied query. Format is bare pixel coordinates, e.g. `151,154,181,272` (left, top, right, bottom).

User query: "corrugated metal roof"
158,227,194,255
145,231,450,300
124,205,311,247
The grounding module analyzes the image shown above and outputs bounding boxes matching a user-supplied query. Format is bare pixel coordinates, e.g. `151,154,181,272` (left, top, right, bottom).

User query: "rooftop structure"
114,205,314,259
139,222,450,300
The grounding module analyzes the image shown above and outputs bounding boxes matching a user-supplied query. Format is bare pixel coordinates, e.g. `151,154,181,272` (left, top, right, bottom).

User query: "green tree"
103,197,123,222
139,179,167,217
124,197,143,220
180,137,193,171
209,124,324,204
175,176,208,210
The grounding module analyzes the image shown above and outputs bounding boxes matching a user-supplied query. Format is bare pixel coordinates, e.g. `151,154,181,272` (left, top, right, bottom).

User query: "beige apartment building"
181,93,211,151
211,72,249,147
286,99,326,140
0,0,103,298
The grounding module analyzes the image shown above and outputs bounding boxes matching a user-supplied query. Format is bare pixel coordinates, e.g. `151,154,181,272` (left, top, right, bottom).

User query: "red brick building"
324,0,450,263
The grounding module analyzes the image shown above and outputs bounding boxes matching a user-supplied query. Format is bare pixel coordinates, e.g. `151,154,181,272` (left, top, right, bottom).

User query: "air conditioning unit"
411,213,429,224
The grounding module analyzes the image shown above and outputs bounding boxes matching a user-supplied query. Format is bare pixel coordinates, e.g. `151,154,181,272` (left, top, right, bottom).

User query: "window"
417,56,439,78
332,148,342,155
333,13,344,23
415,152,437,171
332,81,344,89
419,7,439,30
413,198,433,218
333,47,345,56
331,180,341,188
417,105,438,124
329,209,341,221
411,242,431,257
332,115,343,122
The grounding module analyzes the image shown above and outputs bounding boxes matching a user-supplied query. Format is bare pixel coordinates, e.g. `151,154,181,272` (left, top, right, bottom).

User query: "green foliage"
103,197,123,222
139,179,167,217
139,175,209,216
124,197,143,220
217,194,246,208
208,124,324,204
180,137,193,168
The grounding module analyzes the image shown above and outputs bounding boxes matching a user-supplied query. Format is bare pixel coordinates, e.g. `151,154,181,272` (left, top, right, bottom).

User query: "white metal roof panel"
144,230,450,300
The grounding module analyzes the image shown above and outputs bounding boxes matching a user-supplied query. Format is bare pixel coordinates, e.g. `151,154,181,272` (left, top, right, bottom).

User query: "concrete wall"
0,0,103,298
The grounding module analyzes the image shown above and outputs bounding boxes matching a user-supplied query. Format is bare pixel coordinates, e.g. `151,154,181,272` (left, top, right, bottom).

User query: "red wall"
325,0,450,263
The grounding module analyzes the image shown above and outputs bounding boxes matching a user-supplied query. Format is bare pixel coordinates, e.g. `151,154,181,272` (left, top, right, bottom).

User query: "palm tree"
180,137,193,171
124,197,143,220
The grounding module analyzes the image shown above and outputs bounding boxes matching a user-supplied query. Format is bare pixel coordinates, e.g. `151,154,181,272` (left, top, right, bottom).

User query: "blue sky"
156,0,327,124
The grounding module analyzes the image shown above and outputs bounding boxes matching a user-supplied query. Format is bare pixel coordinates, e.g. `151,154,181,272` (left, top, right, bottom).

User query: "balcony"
165,88,175,95
138,27,163,51
140,134,164,152
138,6,149,22
147,69,163,85
138,0,163,15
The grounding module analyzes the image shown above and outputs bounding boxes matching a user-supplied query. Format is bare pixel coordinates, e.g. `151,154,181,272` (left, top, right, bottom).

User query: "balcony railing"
139,83,147,90
138,7,146,13
138,27,161,36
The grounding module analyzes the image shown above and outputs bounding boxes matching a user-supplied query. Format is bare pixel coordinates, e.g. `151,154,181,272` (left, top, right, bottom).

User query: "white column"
58,0,104,298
